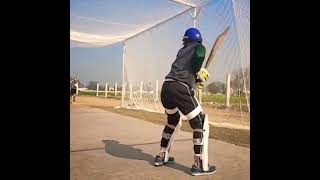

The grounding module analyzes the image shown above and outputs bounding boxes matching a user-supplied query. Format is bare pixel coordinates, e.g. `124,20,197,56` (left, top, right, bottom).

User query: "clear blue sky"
70,0,249,86
70,42,123,85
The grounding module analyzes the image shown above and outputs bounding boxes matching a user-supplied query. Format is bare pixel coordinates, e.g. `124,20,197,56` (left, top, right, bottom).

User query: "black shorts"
70,88,76,95
161,81,202,120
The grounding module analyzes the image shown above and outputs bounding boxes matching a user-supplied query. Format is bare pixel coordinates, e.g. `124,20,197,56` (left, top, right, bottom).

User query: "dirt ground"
72,96,250,147
72,96,121,108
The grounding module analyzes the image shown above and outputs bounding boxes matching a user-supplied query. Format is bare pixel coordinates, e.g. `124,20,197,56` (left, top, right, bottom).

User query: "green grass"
78,91,250,107
78,91,121,98
201,94,249,104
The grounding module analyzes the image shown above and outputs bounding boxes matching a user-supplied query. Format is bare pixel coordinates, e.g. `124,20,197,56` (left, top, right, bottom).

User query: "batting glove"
197,68,209,83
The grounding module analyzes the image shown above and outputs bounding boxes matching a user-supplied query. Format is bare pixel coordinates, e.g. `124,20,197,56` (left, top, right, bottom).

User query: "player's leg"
154,109,181,166
189,113,215,175
154,81,180,166
175,82,216,175
72,89,76,102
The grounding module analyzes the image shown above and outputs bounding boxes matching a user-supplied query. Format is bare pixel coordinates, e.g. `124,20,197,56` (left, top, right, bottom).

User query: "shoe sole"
154,162,164,166
191,169,216,176
154,160,175,167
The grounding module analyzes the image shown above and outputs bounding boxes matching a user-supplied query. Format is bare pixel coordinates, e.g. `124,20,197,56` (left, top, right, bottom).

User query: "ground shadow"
102,139,191,175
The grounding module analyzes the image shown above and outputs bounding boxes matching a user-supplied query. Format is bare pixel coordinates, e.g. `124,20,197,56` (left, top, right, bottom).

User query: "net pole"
115,82,118,96
121,42,126,108
105,83,108,98
193,7,197,27
192,7,203,104
129,83,133,100
121,82,126,107
139,81,143,100
155,80,159,102
96,83,99,96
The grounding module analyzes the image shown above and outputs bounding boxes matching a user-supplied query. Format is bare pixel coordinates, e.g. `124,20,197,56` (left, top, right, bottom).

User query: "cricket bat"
204,26,230,69
197,26,230,101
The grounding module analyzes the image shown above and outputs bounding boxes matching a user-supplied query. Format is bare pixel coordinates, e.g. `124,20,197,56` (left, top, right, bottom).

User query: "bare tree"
230,67,250,95
86,81,99,90
206,81,226,94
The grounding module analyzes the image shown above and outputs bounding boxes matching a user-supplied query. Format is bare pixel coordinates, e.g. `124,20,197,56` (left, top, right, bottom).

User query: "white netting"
121,0,250,115
70,0,196,47
70,0,250,121
122,6,194,112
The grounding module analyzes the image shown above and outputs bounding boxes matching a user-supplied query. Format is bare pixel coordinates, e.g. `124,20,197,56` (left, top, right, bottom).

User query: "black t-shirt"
165,41,206,89
70,81,77,89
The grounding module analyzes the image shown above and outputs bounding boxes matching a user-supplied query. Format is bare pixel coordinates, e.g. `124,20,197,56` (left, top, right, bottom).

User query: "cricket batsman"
70,78,77,103
154,28,216,176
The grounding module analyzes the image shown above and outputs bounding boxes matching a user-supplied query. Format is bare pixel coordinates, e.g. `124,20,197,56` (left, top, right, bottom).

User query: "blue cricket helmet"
183,28,202,43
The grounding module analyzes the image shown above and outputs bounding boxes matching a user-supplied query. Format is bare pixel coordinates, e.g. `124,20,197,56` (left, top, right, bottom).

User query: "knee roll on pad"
163,125,175,134
193,131,203,146
160,122,178,147
167,112,180,124
193,131,203,139
189,115,203,129
190,113,205,146
194,145,202,154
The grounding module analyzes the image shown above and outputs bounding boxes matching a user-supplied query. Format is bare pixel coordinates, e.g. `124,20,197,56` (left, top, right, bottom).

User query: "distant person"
70,78,77,103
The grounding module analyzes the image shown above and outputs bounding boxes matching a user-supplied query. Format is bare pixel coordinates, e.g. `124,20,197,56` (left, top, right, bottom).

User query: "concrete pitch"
70,105,250,180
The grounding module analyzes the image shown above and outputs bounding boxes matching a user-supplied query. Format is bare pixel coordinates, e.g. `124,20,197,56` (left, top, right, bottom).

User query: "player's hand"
196,82,205,90
197,68,209,83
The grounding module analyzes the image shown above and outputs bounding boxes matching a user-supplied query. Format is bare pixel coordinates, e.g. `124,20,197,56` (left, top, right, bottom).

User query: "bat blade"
205,26,230,69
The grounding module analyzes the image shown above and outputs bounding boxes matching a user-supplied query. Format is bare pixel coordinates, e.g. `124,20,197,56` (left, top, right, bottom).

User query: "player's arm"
193,45,206,73
194,45,209,81
193,45,210,89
